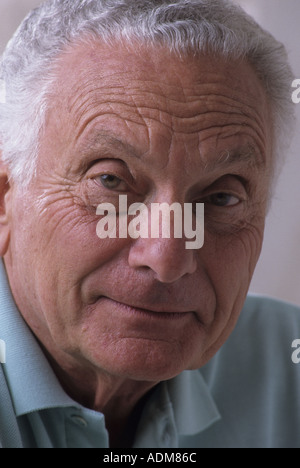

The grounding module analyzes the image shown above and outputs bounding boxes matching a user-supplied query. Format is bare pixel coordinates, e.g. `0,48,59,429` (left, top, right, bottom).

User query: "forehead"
53,39,269,105
47,39,271,170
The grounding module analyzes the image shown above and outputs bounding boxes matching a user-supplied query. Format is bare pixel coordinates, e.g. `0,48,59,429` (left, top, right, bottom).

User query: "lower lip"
105,298,192,321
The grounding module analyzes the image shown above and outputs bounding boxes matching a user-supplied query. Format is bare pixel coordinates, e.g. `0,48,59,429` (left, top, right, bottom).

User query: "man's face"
3,42,272,383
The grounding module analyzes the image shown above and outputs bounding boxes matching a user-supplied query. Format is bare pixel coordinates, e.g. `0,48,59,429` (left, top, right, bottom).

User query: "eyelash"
203,192,241,207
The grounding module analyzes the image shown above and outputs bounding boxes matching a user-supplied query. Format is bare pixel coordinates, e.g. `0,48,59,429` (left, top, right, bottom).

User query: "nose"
128,236,197,283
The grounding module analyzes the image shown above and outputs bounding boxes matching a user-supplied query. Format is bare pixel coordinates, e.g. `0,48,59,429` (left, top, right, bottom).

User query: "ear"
0,158,11,257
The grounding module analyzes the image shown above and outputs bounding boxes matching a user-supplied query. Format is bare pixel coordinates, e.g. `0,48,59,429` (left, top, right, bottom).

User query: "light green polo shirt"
1,258,300,448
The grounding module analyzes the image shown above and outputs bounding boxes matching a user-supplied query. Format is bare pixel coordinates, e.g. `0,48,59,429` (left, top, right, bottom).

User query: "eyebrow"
76,131,265,174
202,145,265,173
80,131,140,160
72,131,141,175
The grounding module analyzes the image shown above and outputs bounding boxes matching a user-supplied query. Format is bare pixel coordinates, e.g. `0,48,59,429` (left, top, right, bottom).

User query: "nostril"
128,237,197,284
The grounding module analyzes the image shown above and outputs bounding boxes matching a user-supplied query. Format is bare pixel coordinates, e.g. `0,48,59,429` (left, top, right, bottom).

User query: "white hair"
0,0,295,184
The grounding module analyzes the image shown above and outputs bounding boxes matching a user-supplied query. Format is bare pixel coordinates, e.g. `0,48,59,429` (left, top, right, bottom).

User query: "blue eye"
209,193,240,207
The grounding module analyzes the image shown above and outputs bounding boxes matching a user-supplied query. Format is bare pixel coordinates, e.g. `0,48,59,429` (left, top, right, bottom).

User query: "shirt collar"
167,369,221,436
0,260,75,416
133,370,221,448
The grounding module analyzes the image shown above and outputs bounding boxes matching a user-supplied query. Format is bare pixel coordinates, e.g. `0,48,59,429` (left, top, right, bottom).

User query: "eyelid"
206,189,245,199
86,158,135,185
201,175,248,198
86,158,133,179
206,193,241,207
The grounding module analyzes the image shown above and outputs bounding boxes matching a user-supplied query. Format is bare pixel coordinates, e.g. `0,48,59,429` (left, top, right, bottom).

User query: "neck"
43,347,158,447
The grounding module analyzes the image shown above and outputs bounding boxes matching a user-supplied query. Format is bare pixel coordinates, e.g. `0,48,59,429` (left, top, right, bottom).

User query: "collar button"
71,415,88,428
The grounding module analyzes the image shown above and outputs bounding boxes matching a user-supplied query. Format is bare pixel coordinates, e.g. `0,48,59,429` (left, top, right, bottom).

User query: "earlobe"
0,160,11,257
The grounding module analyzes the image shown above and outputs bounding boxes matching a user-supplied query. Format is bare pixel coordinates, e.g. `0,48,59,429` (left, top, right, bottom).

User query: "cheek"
204,219,265,290
189,223,264,367
8,196,130,317
21,196,130,275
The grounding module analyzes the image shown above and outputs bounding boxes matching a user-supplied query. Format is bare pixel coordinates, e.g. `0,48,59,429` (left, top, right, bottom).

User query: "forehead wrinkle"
75,91,267,144
62,56,269,141
54,49,270,175
67,66,242,112
69,88,131,141
67,79,268,160
73,113,267,177
67,67,138,115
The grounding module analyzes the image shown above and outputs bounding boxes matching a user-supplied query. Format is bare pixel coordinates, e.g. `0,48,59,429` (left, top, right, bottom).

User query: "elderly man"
0,0,299,449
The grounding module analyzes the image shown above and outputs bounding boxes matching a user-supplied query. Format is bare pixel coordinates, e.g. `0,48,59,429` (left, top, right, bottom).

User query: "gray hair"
0,0,295,184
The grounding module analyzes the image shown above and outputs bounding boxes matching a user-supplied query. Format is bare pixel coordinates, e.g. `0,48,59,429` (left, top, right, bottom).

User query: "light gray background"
1,0,300,305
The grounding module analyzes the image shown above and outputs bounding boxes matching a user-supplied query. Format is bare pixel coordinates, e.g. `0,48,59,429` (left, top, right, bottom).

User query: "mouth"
101,297,194,320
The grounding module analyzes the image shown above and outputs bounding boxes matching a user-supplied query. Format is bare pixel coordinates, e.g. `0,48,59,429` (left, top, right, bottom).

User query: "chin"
88,338,196,382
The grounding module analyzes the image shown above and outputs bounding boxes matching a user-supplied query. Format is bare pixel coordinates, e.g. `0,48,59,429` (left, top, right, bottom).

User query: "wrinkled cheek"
208,223,264,290
235,225,265,280
193,227,264,364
